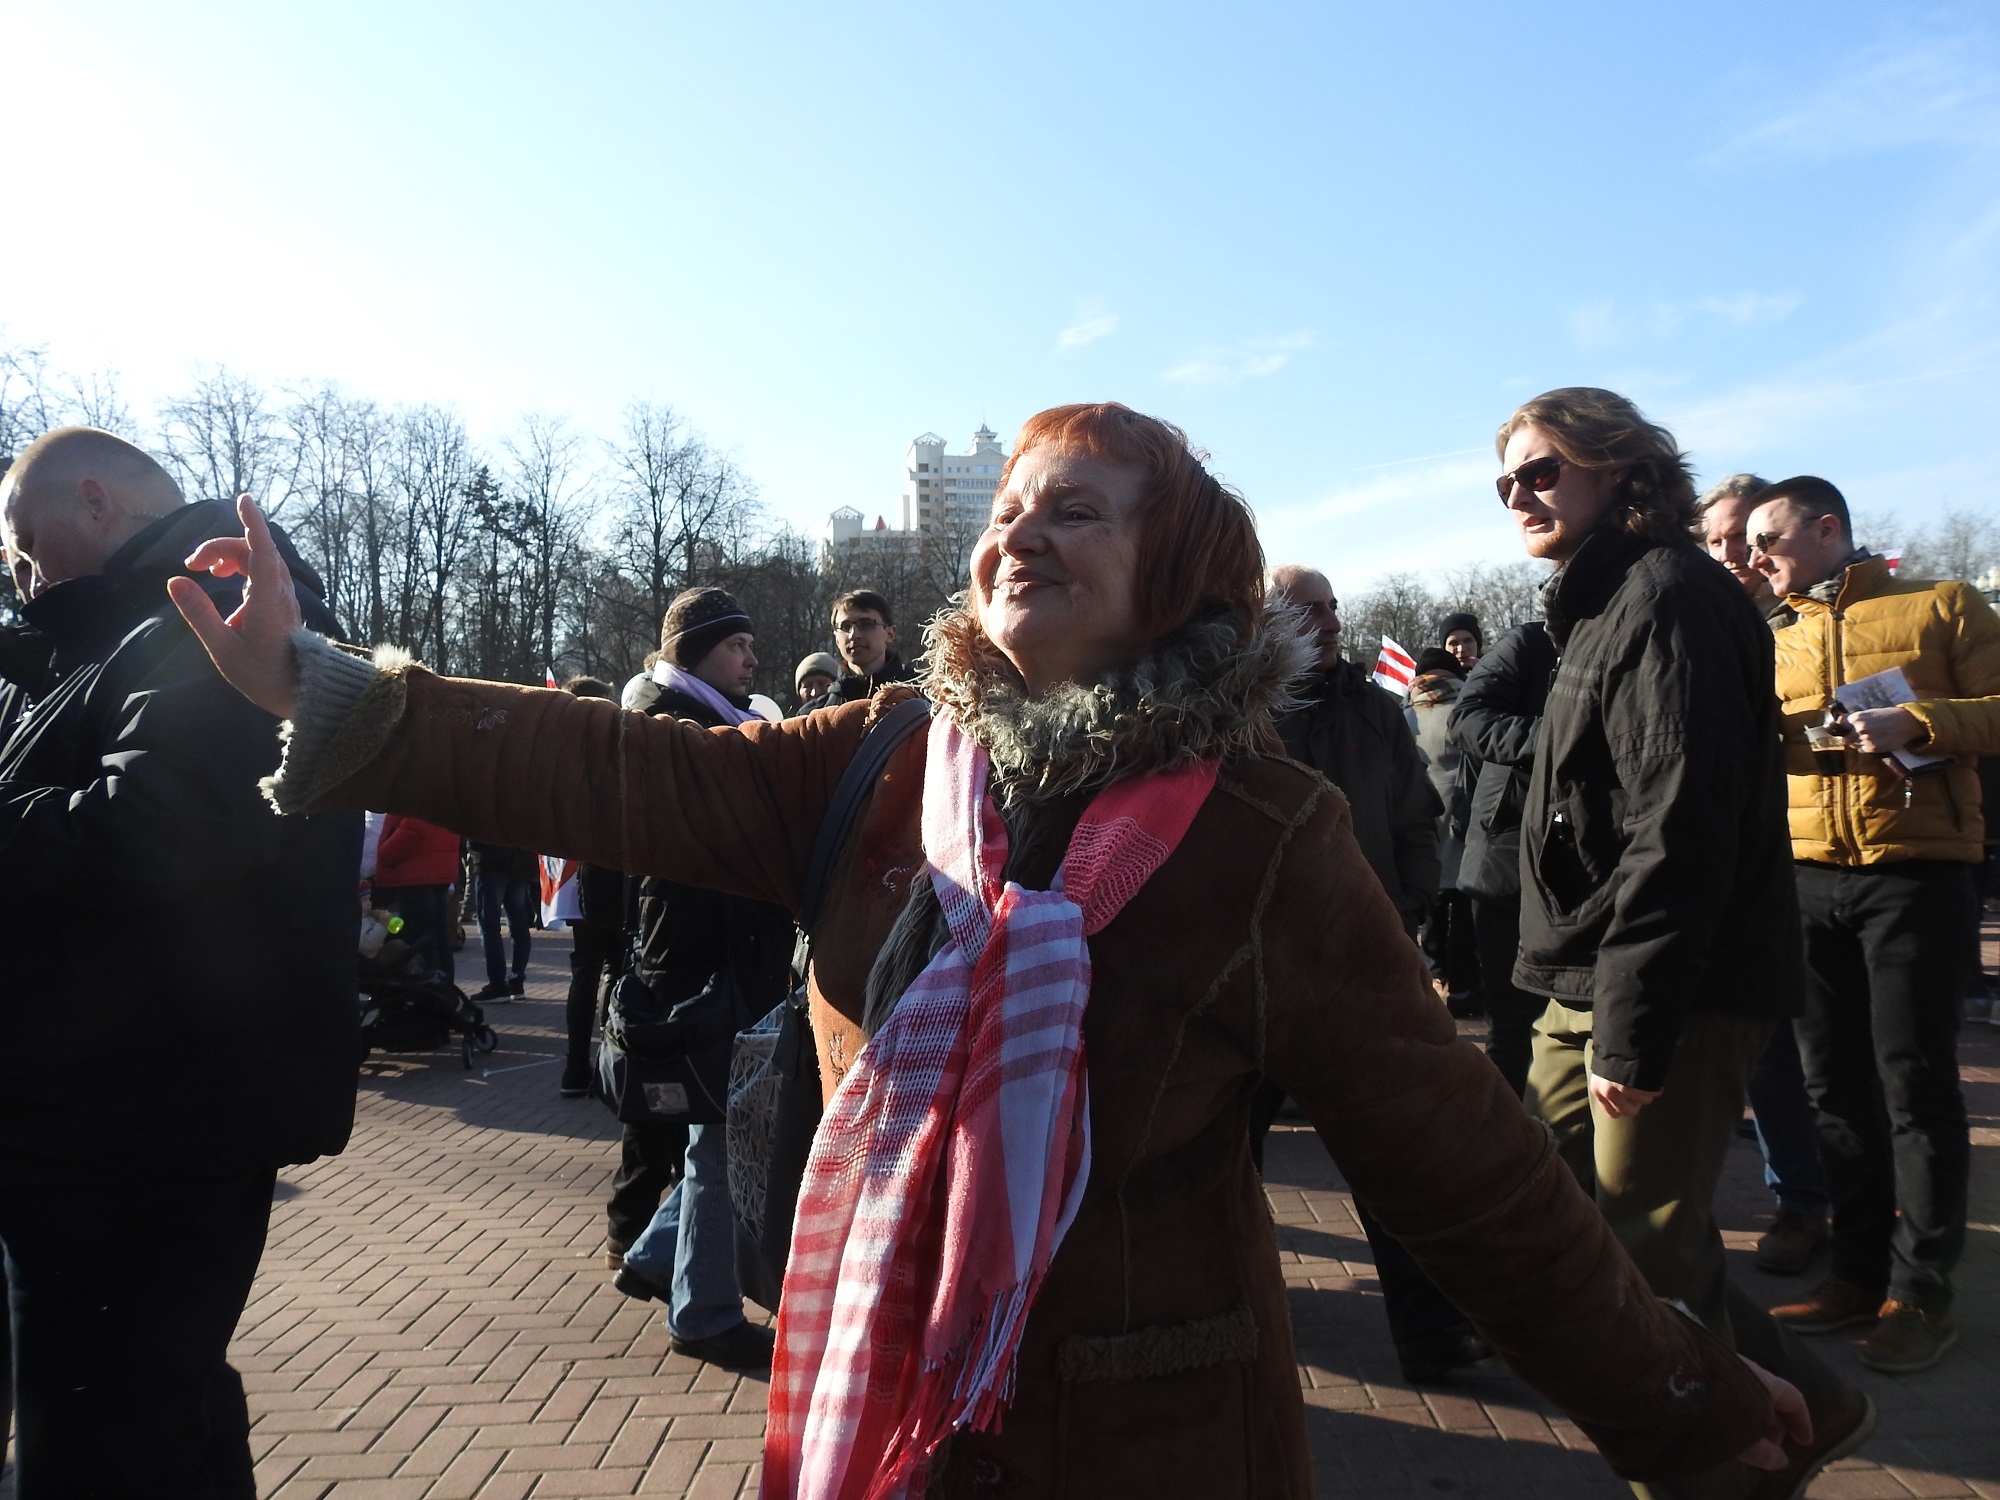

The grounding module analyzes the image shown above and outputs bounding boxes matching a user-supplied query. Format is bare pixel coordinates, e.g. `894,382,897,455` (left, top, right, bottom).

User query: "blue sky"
6,0,1996,599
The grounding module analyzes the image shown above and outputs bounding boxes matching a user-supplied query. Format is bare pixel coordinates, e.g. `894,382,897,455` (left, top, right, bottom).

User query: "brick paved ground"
4,928,1997,1497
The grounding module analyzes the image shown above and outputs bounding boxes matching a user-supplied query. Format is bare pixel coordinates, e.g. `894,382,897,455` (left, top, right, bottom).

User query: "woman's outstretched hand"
167,494,306,721
1735,1357,1812,1470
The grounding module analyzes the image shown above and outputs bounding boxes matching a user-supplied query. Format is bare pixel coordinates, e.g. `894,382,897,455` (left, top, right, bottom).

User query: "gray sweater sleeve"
259,630,413,814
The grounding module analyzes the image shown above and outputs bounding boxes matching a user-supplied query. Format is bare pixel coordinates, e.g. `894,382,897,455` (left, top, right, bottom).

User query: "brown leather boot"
1860,1301,1957,1374
1769,1276,1882,1334
1746,1381,1877,1500
1754,1210,1829,1275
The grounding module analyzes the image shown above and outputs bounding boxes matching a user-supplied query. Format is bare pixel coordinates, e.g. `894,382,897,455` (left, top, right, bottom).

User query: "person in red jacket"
374,813,462,983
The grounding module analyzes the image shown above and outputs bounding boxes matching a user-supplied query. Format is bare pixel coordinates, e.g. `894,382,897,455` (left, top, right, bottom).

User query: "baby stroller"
358,912,499,1069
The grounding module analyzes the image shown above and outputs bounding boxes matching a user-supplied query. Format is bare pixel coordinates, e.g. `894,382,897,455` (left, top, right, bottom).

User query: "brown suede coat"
305,669,1770,1497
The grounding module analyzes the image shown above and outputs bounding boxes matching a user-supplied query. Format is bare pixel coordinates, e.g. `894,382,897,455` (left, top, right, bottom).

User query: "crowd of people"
0,387,1994,1498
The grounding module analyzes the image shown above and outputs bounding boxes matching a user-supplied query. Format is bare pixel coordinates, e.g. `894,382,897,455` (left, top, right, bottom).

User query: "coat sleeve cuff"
259,630,414,815
1904,699,2000,758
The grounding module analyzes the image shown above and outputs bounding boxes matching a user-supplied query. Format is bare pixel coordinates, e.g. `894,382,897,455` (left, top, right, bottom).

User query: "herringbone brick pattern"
4,928,1997,1497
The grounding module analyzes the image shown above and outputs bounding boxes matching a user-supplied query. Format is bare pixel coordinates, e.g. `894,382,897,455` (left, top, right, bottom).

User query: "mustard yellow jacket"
1773,557,2000,865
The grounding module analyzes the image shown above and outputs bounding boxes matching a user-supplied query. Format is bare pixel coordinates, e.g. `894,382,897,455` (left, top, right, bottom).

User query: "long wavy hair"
1497,388,1697,544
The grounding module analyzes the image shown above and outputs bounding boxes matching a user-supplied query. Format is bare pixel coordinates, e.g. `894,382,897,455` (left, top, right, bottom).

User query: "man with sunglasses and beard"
1496,390,1869,1499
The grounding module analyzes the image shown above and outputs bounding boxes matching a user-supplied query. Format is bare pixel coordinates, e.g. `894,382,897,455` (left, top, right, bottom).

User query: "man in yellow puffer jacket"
1746,474,2000,1377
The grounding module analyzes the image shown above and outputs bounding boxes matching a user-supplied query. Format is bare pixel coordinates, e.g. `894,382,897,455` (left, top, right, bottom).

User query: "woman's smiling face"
970,445,1151,695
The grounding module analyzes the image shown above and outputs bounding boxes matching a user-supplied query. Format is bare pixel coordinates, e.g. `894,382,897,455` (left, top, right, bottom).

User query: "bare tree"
278,383,390,635
1344,573,1441,663
1903,510,2000,584
918,507,982,608
1437,561,1549,637
157,367,285,506
501,415,589,676
65,370,131,434
389,405,476,671
605,401,759,648
0,341,64,460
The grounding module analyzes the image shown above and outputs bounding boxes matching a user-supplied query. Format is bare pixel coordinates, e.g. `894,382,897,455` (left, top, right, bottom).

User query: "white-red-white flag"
544,664,559,688
1882,550,1903,576
1372,636,1416,694
539,854,580,927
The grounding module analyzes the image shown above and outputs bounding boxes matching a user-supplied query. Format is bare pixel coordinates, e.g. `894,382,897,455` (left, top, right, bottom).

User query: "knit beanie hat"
1414,646,1462,678
1438,611,1484,650
795,651,842,691
661,587,753,669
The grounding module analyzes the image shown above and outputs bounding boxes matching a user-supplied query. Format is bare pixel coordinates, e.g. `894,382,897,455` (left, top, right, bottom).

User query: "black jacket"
635,687,795,1015
818,652,919,710
1447,622,1557,904
467,840,538,883
0,500,363,1179
1276,659,1441,931
1515,526,1802,1090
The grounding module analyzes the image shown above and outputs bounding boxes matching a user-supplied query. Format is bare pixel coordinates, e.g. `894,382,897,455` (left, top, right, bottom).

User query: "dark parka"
467,839,539,884
633,686,795,1016
817,651,920,712
1447,621,1558,903
0,499,362,1179
1516,525,1802,1090
1275,658,1440,930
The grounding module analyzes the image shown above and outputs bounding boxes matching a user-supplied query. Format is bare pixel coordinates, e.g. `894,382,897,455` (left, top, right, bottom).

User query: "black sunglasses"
1495,455,1565,504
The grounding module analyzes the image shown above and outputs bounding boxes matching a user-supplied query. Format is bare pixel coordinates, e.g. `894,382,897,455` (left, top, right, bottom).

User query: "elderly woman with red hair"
176,404,1808,1499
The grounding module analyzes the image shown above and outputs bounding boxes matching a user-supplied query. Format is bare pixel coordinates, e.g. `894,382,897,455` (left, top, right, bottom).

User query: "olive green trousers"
1526,1003,1847,1500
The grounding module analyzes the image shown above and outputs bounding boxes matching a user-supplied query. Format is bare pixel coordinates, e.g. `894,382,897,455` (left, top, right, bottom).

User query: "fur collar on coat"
857,605,1311,1036
922,603,1312,805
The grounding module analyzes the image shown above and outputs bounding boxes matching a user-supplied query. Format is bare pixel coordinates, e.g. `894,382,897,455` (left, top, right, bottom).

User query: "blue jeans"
1746,1019,1831,1218
476,874,535,988
623,1122,744,1340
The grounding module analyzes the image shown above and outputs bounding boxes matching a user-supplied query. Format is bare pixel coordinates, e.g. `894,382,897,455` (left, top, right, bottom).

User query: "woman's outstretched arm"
170,494,875,912
1254,788,1807,1482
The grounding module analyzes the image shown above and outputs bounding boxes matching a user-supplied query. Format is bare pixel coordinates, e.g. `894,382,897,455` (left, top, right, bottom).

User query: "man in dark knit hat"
1439,610,1484,673
608,588,795,1370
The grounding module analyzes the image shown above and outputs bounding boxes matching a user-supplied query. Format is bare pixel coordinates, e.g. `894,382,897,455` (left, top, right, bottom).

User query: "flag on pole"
1372,635,1417,694
544,665,559,688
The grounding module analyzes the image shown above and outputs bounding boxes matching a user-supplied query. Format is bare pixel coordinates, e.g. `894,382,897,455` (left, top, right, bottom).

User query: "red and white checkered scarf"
762,712,1218,1500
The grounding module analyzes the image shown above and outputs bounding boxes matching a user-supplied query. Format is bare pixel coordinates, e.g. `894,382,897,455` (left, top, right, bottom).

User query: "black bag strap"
797,695,930,936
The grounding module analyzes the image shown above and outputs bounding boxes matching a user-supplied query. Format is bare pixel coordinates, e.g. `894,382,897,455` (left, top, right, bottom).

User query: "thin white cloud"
1056,300,1118,353
1712,36,2000,164
1568,292,1801,352
1259,454,1519,602
1691,292,1803,328
1162,331,1316,389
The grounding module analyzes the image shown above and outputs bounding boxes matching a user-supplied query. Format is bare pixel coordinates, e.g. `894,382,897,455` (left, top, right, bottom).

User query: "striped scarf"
762,712,1218,1500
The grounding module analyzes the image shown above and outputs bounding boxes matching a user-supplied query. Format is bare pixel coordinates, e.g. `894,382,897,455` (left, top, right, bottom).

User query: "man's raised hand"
167,494,306,721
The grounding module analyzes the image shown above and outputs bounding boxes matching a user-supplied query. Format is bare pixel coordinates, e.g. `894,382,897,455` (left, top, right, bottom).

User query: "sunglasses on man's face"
1495,455,1565,504
1749,530,1790,555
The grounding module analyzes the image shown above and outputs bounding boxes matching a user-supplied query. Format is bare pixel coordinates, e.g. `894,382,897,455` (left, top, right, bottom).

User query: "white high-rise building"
821,424,1009,586
899,424,1006,534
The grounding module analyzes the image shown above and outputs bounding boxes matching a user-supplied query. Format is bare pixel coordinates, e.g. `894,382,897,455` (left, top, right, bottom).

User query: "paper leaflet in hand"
1832,667,1950,774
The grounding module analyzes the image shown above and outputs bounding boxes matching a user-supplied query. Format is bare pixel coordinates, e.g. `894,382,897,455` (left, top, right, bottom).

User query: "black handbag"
732,695,931,1308
596,896,760,1126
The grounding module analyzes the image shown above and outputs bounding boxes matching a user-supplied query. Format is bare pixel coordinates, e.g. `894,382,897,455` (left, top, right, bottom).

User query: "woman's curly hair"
1497,387,1697,544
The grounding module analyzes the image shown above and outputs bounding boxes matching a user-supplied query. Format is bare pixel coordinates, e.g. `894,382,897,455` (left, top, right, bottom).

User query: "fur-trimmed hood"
921,603,1314,804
